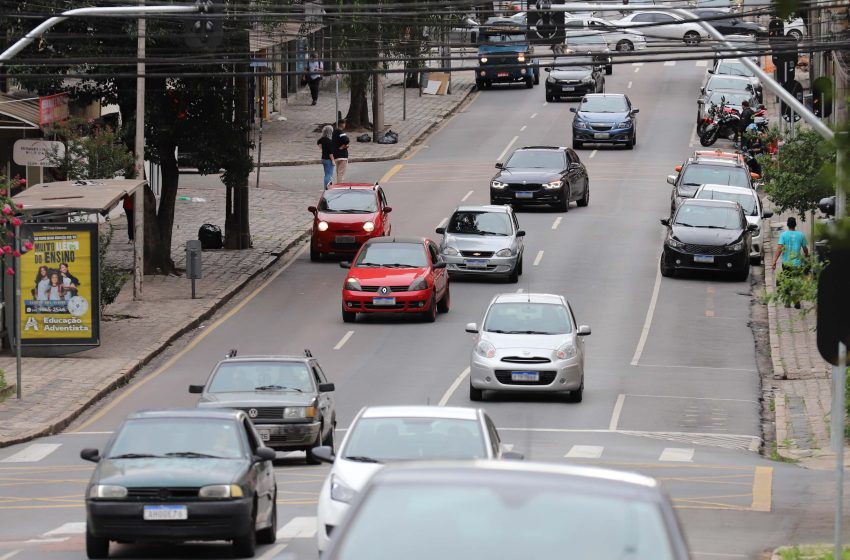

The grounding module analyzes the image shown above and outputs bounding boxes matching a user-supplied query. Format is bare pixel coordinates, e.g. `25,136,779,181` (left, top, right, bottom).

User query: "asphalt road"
0,59,840,559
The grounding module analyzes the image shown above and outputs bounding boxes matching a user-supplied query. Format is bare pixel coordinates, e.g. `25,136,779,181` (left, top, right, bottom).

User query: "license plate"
497,72,509,77
372,297,396,305
143,505,187,521
694,255,715,263
258,430,270,442
465,259,489,269
335,235,355,243
562,86,575,91
511,371,539,382
593,133,610,139
515,192,534,199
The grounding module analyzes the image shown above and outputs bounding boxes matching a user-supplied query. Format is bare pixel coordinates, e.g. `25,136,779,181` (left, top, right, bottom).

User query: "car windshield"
342,417,487,461
332,483,675,560
707,76,750,92
674,204,743,229
708,91,752,106
505,150,565,169
566,33,606,45
483,302,572,334
553,56,594,70
207,361,314,393
716,61,755,77
681,164,749,188
108,418,244,459
579,96,629,112
320,190,378,213
480,31,526,43
355,243,428,268
696,189,757,216
447,211,512,236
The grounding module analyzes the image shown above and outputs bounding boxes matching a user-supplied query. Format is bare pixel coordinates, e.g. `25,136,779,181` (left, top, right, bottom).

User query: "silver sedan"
466,293,590,402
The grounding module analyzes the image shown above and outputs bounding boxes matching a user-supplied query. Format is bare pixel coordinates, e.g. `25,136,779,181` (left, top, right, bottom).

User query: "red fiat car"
308,183,392,261
340,237,450,323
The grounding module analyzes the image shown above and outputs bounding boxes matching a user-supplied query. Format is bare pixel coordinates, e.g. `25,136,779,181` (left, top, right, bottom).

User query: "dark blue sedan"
570,94,639,150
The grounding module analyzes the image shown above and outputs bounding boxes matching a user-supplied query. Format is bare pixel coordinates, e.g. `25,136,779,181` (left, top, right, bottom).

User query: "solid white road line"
497,135,519,161
659,448,695,462
630,263,662,366
695,60,709,67
551,217,562,230
0,443,61,463
258,543,290,560
634,67,641,73
664,60,676,66
439,367,471,406
333,331,354,351
461,190,474,202
565,445,604,459
589,149,597,158
276,516,318,539
533,250,544,266
530,112,538,119
609,394,626,431
64,431,113,435
0,551,20,560
627,81,633,89
43,523,85,537
520,125,527,131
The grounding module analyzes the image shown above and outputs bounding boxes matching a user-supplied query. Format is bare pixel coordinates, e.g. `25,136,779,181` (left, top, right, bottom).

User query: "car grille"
501,356,551,364
495,370,557,385
359,285,409,293
681,243,735,256
590,124,613,131
459,250,495,258
239,407,285,420
363,302,406,310
267,433,310,446
556,79,582,84
487,56,519,67
508,184,542,192
126,487,200,501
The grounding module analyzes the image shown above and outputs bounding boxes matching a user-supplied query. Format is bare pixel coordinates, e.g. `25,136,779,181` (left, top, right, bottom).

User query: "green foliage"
44,118,135,181
0,368,5,390
779,545,850,560
845,367,850,440
98,224,128,309
766,254,823,310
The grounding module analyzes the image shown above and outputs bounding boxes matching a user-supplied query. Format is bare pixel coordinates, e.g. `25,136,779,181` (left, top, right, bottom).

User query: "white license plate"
515,192,534,199
465,259,489,268
372,297,396,305
511,371,539,382
143,505,187,521
562,86,575,91
593,133,610,139
258,430,270,442
694,255,715,263
335,235,355,243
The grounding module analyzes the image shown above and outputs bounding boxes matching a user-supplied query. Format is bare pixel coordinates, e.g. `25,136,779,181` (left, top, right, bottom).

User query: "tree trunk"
345,73,371,129
144,139,178,275
224,69,252,249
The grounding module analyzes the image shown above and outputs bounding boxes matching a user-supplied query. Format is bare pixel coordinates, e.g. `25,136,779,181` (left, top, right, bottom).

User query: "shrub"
98,223,129,310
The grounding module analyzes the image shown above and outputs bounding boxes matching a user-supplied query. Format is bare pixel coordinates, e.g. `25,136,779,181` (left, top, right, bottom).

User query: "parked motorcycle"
699,99,741,147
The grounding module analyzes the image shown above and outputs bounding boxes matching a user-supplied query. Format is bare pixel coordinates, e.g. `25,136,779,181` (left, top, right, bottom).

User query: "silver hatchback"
466,293,590,402
436,205,525,283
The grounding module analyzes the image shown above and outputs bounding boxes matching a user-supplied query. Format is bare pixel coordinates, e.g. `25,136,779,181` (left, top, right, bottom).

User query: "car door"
377,187,391,235
629,12,657,34
510,209,524,257
565,149,585,200
311,361,335,435
427,242,447,298
651,13,681,39
242,418,275,524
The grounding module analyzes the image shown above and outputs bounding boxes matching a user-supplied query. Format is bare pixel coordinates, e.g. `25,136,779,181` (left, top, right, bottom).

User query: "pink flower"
15,203,23,210
18,179,25,185
0,190,6,196
5,267,14,276
12,250,20,258
1,206,11,216
23,241,33,251
11,217,21,227
2,246,11,255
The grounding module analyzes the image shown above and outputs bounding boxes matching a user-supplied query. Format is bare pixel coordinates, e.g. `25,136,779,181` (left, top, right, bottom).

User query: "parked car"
544,55,605,101
563,30,613,74
697,75,759,125
693,8,766,37
571,93,639,149
491,146,590,211
466,292,590,402
660,198,756,280
708,58,762,101
190,349,336,464
81,409,277,559
308,183,392,262
694,183,773,263
785,17,806,40
610,11,709,45
435,205,525,283
667,150,755,213
563,15,647,51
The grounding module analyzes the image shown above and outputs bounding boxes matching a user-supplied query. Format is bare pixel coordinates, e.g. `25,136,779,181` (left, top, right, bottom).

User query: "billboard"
39,93,69,127
19,223,100,346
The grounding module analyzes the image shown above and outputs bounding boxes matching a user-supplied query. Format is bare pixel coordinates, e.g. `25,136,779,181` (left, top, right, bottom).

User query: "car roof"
708,74,752,83
216,355,311,363
697,184,756,196
516,145,566,151
453,204,512,214
326,183,379,191
360,406,480,421
492,292,564,305
364,236,427,245
582,93,626,99
128,408,244,421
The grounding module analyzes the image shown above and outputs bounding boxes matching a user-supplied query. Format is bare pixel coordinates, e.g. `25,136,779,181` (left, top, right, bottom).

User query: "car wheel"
525,77,534,89
256,494,278,545
517,255,523,276
323,421,335,449
546,92,553,102
469,384,484,401
476,79,485,90
577,183,589,207
341,308,356,323
605,65,613,75
423,295,438,322
556,193,569,212
233,513,257,558
625,135,634,150
567,379,584,403
750,255,762,266
735,266,750,282
788,29,802,41
660,254,675,278
572,139,583,150
508,264,519,284
534,70,540,85
306,430,324,465
684,31,700,45
616,39,634,51
309,241,320,262
86,530,109,559
437,284,451,313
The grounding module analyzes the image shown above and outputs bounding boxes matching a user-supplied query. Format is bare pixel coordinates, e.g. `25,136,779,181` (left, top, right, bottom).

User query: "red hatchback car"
340,237,450,323
308,183,392,261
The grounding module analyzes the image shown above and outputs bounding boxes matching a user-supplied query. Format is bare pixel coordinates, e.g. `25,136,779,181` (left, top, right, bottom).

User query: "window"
243,419,260,452
485,417,501,456
342,417,488,461
378,188,388,207
483,302,573,335
313,363,329,383
632,13,654,22
428,243,440,264
505,150,566,169
654,13,676,22
447,211,513,236
320,189,379,213
108,418,245,459
564,20,584,28
355,243,428,268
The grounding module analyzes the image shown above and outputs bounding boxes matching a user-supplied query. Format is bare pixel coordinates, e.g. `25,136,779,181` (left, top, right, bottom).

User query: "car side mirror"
660,218,670,226
751,172,761,180
383,206,392,213
310,446,335,464
544,67,552,72
667,175,677,185
631,108,639,114
435,227,446,235
495,162,503,169
189,384,204,394
516,230,526,237
502,451,525,460
433,262,447,269
762,210,774,219
80,448,100,462
339,261,351,269
254,447,276,463
707,69,714,74
747,223,758,231
569,107,577,113
577,325,592,336
307,206,317,214
569,162,582,170
318,383,335,392
465,322,479,333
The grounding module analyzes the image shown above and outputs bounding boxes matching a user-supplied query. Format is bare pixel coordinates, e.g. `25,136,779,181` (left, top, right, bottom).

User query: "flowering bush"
0,175,28,275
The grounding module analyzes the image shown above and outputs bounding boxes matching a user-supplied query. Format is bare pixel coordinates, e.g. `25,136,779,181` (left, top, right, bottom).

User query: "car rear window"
208,361,314,393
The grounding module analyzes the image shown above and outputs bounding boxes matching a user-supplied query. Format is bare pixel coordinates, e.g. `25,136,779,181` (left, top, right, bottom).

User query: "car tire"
577,183,589,207
625,135,634,150
546,92,553,102
788,29,802,41
605,65,613,75
684,31,700,45
616,39,634,52
323,421,335,450
572,139,583,150
534,70,540,85
525,77,534,89
476,79,485,90
469,384,484,401
508,265,519,284
341,309,356,323
233,515,257,558
517,255,523,276
423,295,438,323
437,284,451,313
556,193,569,212
567,379,584,403
735,266,750,282
86,530,109,559
309,242,320,262
660,254,675,278
256,494,278,545
306,431,324,465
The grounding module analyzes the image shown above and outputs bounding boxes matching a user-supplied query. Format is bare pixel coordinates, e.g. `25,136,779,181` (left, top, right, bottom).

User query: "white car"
694,184,773,263
314,405,517,552
610,11,710,44
564,16,648,51
785,17,806,40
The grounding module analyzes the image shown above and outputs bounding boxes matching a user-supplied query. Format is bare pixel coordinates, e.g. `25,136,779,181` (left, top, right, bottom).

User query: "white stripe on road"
43,522,86,537
530,112,538,119
634,67,641,73
497,135,519,161
659,448,694,462
333,331,354,350
276,516,317,539
64,431,113,435
664,60,676,66
627,81,633,89
258,544,289,560
565,445,604,459
0,552,20,560
692,553,747,558
589,149,597,158
609,394,626,431
533,250,544,266
542,102,548,107
695,60,709,67
461,190,474,202
551,217,562,230
1,443,61,463
630,263,662,366
520,125,527,131
439,367,470,407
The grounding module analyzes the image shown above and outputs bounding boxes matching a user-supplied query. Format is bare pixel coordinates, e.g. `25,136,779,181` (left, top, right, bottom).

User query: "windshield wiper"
681,182,702,187
504,330,553,334
343,456,382,463
357,262,381,267
108,453,165,459
674,222,695,227
384,263,418,268
486,329,507,333
255,385,302,392
165,452,226,459
701,225,730,229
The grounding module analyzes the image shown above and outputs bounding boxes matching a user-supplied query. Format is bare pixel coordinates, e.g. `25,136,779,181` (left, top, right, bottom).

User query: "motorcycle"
697,102,717,136
699,98,741,147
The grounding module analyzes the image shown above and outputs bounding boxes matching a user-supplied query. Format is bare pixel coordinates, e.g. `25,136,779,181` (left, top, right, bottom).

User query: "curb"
0,229,310,449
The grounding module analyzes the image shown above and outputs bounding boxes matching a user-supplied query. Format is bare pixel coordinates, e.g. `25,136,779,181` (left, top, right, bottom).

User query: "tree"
44,118,135,181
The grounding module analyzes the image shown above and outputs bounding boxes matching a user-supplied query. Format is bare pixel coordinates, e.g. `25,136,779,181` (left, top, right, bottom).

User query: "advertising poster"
19,223,99,346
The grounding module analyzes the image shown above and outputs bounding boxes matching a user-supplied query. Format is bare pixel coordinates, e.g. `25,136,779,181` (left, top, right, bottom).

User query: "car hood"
95,458,247,487
670,226,744,245
317,212,379,228
198,392,316,407
745,215,760,227
443,233,513,252
349,268,428,285
575,111,629,124
549,68,593,80
331,460,384,493
481,331,573,354
495,169,562,183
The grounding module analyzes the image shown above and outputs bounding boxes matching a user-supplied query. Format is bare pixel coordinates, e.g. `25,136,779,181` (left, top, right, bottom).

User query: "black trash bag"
377,130,399,144
356,133,372,143
198,223,223,249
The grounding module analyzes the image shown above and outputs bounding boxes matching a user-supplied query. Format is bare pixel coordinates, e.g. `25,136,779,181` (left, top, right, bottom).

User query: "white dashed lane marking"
627,81,632,89
696,60,708,67
333,331,354,350
634,67,641,73
1,443,61,463
565,445,604,459
552,217,562,230
43,523,85,537
664,60,676,66
659,448,695,462
533,250,544,266
461,190,473,202
276,516,318,539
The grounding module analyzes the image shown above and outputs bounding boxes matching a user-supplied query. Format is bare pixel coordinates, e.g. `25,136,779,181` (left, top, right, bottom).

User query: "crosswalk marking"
659,448,694,462
696,60,708,67
565,445,604,459
277,516,317,539
43,522,85,536
0,443,61,463
664,61,676,66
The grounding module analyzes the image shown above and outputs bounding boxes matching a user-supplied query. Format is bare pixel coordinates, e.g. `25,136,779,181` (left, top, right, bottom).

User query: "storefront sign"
39,93,69,126
12,139,65,167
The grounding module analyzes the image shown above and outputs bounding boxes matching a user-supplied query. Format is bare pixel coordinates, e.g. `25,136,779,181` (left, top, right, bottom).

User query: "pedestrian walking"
771,216,809,309
123,194,134,242
317,124,336,189
333,119,350,183
305,52,323,106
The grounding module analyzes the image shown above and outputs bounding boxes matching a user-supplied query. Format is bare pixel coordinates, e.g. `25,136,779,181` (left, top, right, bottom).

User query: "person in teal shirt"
771,216,809,308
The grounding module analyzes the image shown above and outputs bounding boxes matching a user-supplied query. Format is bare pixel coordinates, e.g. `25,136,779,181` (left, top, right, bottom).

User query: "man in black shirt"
332,119,350,183
736,100,754,147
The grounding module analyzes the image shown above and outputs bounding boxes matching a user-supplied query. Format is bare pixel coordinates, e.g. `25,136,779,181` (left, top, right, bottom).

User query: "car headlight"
199,484,244,499
574,120,590,130
543,180,563,189
517,54,526,62
480,56,489,63
494,248,514,257
317,221,329,232
89,485,128,499
727,240,745,251
556,343,576,360
409,276,428,291
344,277,362,291
363,221,375,232
331,474,357,504
666,235,685,249
491,180,507,189
616,121,632,128
284,406,317,419
443,246,459,256
475,340,496,359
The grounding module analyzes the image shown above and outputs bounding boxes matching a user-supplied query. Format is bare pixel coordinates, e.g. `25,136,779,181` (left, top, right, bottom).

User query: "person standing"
123,194,134,242
317,125,336,189
771,216,809,309
333,119,350,183
735,100,754,147
306,52,324,106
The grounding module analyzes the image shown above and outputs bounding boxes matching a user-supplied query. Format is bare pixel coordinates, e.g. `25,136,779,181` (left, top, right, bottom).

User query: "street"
0,59,840,559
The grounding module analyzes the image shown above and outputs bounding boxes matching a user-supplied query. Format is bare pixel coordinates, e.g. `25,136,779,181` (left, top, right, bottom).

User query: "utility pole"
372,70,384,141
133,1,146,299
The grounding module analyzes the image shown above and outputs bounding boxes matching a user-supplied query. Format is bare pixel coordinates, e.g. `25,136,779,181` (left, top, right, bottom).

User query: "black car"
660,199,756,280
570,93,639,149
544,56,604,102
81,409,277,559
491,146,590,211
693,9,767,37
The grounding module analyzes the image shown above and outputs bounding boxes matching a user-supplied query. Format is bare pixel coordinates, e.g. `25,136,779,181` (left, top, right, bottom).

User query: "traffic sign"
817,250,850,366
780,80,804,121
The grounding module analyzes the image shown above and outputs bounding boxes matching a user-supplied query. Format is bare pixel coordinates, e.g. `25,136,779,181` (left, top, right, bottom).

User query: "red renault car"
340,237,450,323
308,183,392,261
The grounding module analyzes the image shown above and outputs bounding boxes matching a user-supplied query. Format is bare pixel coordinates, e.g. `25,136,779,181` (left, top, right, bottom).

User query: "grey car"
561,30,613,74
435,205,525,283
321,461,692,560
189,349,336,465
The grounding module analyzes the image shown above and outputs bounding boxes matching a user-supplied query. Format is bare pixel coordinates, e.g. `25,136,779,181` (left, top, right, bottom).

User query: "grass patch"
779,545,850,559
0,368,5,390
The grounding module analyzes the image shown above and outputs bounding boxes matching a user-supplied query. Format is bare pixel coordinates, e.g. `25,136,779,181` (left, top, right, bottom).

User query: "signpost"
12,139,65,167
